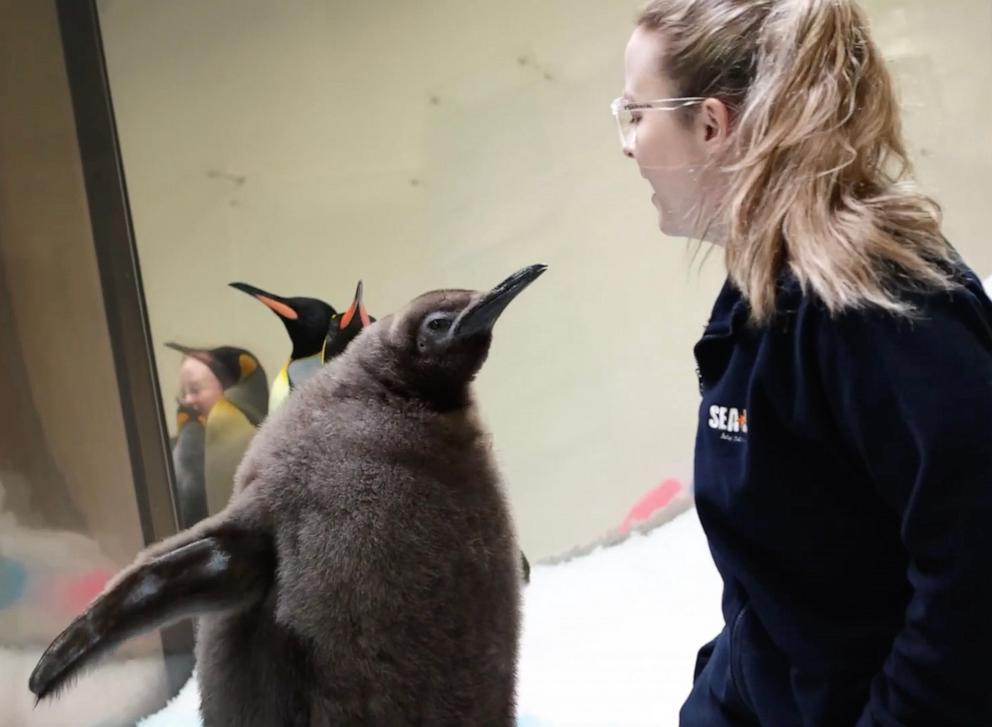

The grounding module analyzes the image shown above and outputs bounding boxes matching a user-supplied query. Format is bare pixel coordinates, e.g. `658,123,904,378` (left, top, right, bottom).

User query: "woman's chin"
655,206,692,239
656,209,676,237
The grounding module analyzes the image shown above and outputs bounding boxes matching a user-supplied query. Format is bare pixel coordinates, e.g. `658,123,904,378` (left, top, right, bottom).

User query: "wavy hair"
638,0,959,322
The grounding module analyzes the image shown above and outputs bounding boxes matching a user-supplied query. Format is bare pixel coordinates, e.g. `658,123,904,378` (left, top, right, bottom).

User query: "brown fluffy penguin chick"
29,264,546,726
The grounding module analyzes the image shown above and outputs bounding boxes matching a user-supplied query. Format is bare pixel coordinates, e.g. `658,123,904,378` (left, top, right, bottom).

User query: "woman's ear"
699,97,732,145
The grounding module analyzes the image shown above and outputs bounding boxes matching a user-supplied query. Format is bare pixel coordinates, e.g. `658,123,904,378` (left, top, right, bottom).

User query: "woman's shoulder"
785,263,990,334
783,263,992,377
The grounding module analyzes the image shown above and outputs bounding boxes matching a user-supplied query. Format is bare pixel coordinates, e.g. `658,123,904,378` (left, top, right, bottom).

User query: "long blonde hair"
637,0,959,323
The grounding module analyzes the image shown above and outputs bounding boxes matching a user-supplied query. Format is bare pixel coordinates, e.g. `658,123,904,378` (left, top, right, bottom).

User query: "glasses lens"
615,106,633,147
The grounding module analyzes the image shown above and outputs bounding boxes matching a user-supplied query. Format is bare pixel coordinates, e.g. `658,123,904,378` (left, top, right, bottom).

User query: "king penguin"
323,280,375,362
166,343,269,516
229,283,335,412
31,264,546,726
171,399,207,526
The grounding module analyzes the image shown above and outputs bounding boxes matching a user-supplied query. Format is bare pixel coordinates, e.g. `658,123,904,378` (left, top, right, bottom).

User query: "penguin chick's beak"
449,264,547,341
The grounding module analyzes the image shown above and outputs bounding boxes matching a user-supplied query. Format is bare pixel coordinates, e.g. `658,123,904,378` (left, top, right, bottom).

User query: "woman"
177,353,227,419
613,1,992,724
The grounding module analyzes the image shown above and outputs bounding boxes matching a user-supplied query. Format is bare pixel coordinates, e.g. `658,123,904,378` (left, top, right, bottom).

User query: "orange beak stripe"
340,302,356,329
258,294,298,320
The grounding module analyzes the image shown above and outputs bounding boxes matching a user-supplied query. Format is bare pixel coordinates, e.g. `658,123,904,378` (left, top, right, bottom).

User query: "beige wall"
97,0,992,559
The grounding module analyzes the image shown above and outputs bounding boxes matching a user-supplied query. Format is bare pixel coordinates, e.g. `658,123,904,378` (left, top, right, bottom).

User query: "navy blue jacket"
681,267,992,726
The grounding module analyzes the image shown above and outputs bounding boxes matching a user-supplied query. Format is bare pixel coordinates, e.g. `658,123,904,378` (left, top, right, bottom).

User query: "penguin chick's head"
361,264,547,410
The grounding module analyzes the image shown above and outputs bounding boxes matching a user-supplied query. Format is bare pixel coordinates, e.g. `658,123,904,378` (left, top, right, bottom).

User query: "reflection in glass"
1,3,171,721
166,344,268,525
163,281,375,528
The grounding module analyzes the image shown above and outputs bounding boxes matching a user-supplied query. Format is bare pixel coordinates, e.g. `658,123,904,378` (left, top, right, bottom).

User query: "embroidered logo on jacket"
708,405,748,443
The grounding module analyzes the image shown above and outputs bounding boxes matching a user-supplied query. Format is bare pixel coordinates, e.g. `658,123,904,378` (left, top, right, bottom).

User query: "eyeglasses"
610,96,705,148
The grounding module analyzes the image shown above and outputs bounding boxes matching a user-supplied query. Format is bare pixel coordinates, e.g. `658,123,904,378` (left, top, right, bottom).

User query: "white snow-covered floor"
139,508,723,727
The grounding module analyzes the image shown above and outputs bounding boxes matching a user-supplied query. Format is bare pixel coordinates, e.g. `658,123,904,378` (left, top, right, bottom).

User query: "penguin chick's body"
30,265,547,726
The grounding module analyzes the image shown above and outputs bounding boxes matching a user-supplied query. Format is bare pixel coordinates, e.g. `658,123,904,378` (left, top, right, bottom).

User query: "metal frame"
54,0,194,695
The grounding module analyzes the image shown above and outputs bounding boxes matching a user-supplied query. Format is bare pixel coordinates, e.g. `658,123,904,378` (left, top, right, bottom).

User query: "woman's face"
622,26,726,241
179,356,224,416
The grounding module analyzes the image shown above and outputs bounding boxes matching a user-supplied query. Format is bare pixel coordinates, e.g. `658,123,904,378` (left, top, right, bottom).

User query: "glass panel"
0,1,173,723
95,0,713,557
96,0,992,558
87,0,992,723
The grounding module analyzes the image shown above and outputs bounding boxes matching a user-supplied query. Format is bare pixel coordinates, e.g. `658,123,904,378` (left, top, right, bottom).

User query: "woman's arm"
816,285,992,726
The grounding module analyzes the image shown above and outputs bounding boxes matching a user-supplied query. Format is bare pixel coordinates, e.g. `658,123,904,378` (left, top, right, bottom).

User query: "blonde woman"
613,1,992,724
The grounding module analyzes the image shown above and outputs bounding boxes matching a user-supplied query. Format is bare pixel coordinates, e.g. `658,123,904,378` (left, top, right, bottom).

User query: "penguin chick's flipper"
28,529,273,701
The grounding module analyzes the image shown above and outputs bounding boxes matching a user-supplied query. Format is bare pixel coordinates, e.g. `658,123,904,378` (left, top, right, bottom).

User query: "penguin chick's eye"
419,313,454,351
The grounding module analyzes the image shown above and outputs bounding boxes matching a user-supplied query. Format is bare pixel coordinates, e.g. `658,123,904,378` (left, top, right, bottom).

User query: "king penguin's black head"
164,342,260,389
229,282,336,361
324,280,375,362
367,264,547,410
